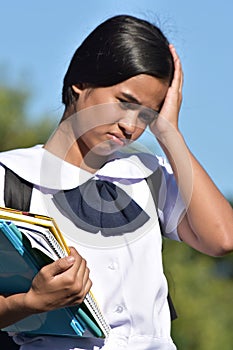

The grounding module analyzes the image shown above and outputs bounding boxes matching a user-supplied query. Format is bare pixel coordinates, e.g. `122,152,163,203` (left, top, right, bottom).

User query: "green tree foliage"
0,84,56,151
163,238,233,349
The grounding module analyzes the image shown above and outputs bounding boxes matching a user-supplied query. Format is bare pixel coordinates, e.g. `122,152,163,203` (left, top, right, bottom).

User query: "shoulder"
0,146,42,207
100,150,172,180
0,145,43,175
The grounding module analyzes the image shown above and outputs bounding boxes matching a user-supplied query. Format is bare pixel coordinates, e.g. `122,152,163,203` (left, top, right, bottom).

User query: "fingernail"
66,255,75,264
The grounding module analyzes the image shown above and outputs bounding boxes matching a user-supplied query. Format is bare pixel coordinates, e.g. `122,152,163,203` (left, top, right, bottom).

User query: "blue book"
0,218,110,338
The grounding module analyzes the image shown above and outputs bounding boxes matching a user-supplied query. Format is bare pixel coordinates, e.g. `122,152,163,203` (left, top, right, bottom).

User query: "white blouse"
0,145,185,350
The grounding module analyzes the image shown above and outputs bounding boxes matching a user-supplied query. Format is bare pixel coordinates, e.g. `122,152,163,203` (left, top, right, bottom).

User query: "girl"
0,14,232,350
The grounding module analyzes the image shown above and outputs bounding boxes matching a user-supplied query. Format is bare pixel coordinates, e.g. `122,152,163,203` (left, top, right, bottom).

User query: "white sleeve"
156,157,185,241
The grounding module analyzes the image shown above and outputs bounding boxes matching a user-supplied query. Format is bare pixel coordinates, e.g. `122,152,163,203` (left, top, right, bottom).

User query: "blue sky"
1,0,233,197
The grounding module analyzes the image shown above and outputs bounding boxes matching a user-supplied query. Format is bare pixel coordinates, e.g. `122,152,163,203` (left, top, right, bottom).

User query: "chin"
92,144,124,156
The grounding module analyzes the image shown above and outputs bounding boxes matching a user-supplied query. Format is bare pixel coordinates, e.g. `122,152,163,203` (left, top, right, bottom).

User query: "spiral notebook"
0,207,111,338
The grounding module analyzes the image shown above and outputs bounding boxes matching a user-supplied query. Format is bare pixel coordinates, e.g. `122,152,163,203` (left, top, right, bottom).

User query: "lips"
107,132,127,146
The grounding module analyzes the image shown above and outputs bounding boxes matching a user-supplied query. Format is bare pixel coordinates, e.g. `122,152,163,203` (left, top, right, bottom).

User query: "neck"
44,121,107,174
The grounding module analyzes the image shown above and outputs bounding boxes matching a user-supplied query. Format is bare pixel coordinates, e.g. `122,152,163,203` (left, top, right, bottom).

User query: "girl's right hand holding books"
0,247,92,329
24,246,92,313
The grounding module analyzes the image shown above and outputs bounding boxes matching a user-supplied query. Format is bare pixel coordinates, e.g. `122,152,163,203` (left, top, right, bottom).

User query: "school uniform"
0,145,185,350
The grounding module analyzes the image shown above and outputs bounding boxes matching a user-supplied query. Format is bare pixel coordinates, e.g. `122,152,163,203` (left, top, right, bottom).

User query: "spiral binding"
85,293,111,337
43,230,66,259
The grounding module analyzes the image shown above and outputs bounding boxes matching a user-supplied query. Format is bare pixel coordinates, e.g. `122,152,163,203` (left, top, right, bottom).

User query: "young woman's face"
71,74,169,157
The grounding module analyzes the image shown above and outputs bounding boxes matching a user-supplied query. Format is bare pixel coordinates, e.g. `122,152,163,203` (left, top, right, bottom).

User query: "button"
115,305,124,313
108,261,118,270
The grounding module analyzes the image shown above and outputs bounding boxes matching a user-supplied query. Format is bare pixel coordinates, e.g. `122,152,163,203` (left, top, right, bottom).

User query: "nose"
118,110,138,136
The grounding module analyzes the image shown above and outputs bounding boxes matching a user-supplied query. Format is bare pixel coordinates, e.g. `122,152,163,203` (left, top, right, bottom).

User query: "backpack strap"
146,167,162,224
146,168,178,321
1,168,32,350
4,167,33,211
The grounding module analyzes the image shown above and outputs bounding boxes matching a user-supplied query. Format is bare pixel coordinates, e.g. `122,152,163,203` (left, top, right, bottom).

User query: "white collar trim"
0,145,162,190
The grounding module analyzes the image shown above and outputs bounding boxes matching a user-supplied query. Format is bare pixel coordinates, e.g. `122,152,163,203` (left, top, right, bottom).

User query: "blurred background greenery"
164,239,233,349
0,82,56,151
0,78,232,349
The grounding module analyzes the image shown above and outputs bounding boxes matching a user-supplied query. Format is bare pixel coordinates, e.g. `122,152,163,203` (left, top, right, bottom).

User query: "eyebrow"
121,92,142,105
121,92,160,113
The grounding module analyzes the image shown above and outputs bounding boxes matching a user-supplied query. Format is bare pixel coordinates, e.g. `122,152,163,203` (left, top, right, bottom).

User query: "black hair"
62,15,174,107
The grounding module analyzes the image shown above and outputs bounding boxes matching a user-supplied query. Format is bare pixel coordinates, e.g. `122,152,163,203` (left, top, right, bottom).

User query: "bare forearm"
159,129,233,255
150,45,233,255
0,294,34,328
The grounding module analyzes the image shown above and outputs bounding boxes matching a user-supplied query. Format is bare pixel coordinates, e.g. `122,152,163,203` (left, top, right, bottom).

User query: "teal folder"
0,220,105,338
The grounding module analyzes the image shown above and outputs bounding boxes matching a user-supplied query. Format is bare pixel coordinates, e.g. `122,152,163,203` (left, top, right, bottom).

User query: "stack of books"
0,207,111,338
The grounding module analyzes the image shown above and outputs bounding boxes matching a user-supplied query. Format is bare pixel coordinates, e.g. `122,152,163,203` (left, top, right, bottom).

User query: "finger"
42,255,75,277
69,246,81,258
84,278,92,294
71,279,93,306
65,247,89,284
82,278,93,299
64,264,92,306
169,44,183,91
170,45,182,88
75,256,89,281
39,247,82,283
82,265,91,288
67,246,91,295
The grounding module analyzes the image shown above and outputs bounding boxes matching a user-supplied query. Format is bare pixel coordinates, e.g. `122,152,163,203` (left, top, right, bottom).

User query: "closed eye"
118,97,159,125
118,98,139,111
138,110,159,125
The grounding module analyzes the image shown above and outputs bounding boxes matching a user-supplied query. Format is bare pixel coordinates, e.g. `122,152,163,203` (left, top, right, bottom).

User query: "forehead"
112,74,169,110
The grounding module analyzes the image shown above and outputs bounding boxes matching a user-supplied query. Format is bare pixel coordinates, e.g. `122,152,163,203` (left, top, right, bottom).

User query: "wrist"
23,289,44,314
155,126,184,152
150,113,180,141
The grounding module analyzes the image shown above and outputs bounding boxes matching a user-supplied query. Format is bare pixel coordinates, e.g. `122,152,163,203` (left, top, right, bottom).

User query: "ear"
72,84,84,95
